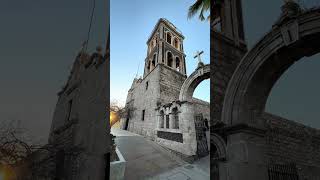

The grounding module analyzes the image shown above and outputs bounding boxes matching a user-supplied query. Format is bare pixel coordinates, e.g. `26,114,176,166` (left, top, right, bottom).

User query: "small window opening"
142,110,145,121
167,52,173,67
166,115,169,128
166,33,172,44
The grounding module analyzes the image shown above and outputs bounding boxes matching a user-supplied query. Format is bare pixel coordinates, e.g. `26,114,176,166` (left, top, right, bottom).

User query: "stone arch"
222,10,320,126
179,64,210,101
212,133,227,160
169,102,181,112
211,133,227,180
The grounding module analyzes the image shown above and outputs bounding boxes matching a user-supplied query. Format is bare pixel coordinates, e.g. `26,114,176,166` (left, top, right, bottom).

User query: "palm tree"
188,0,223,23
188,0,211,21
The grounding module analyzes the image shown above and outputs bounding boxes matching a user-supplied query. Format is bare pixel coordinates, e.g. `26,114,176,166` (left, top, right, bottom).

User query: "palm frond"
199,7,206,21
188,0,204,19
188,0,211,21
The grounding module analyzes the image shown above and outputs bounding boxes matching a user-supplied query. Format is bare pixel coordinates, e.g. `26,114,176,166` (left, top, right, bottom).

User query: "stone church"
120,18,210,158
13,45,110,180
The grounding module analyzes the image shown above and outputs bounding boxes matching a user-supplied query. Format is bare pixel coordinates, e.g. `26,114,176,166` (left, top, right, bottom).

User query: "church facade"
120,18,210,157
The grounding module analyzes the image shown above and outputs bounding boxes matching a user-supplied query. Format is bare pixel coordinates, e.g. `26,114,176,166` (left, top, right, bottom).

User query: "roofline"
146,18,185,44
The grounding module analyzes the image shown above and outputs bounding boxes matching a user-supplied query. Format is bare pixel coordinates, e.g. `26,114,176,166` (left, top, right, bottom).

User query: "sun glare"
0,165,16,180
0,169,6,180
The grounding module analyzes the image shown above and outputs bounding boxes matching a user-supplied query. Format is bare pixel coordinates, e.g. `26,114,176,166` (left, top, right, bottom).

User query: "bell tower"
143,18,187,77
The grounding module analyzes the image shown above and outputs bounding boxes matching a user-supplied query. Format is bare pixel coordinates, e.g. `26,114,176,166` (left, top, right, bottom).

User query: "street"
111,128,209,180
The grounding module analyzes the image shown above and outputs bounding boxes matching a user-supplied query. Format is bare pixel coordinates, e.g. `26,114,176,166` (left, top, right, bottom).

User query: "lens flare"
110,111,120,127
0,165,16,180
0,172,4,180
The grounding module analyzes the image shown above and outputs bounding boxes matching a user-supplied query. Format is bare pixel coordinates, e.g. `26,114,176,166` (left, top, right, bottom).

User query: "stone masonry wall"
126,64,186,140
211,30,247,126
127,64,161,139
262,113,320,179
49,52,109,180
159,64,186,103
192,98,210,121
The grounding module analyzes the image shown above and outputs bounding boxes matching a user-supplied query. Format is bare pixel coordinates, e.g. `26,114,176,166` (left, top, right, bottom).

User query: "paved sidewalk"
149,156,210,180
111,127,140,137
111,128,209,180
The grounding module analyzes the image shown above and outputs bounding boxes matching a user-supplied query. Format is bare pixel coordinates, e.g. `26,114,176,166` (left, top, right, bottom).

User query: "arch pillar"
211,133,227,180
225,133,268,180
179,102,197,155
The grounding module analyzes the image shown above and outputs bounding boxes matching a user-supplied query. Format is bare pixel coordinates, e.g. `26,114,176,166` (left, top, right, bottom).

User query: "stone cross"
194,50,204,63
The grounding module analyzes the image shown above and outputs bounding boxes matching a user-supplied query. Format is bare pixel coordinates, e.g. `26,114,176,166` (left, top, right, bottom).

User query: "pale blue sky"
110,0,210,105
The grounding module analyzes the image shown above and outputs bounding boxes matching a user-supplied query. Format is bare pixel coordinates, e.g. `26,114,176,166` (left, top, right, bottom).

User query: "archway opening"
266,53,320,129
174,38,179,49
192,79,210,157
152,54,156,68
193,79,210,103
175,57,180,71
224,30,320,127
166,32,172,44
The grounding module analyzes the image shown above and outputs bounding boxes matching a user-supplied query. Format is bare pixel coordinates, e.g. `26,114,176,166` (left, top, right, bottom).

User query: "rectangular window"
166,115,169,128
142,110,145,121
146,81,149,90
66,99,73,121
